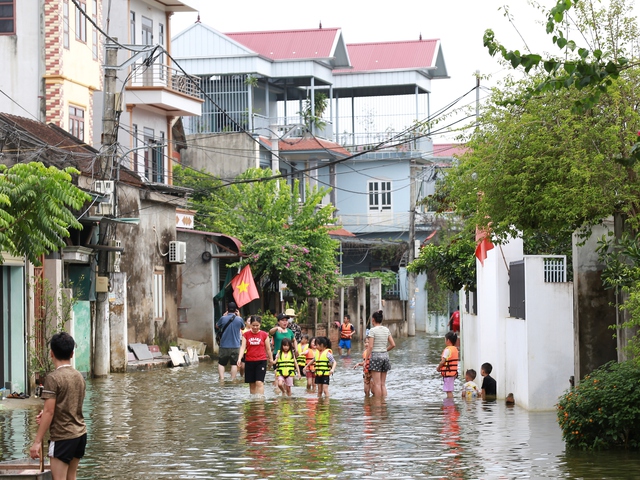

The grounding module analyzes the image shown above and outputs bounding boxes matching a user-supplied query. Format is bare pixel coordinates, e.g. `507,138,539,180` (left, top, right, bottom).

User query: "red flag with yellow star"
231,265,259,307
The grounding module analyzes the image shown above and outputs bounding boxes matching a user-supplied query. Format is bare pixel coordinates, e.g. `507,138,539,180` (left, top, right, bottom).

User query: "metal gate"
509,260,525,319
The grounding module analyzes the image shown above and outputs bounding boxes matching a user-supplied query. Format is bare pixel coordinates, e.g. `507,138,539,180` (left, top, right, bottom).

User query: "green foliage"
27,277,76,377
258,311,277,332
0,163,91,264
484,0,639,112
174,166,340,299
299,92,328,130
408,234,476,292
341,270,398,297
557,360,640,450
443,71,640,241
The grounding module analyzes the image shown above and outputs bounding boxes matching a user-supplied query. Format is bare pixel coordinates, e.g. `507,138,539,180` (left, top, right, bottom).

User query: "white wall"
460,241,574,411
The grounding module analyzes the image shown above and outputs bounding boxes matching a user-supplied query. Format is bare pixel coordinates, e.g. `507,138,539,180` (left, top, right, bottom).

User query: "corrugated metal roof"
339,39,439,72
225,28,341,60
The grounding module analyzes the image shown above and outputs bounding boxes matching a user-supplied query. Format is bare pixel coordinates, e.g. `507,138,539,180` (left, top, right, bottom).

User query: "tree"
0,162,91,264
443,70,640,242
174,166,340,299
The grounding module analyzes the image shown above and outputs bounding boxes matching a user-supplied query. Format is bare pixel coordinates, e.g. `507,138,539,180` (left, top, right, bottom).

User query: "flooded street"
2,335,640,478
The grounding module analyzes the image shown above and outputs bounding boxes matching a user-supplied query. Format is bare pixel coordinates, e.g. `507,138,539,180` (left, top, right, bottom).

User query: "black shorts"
218,347,240,366
315,375,330,385
49,433,87,464
244,360,267,383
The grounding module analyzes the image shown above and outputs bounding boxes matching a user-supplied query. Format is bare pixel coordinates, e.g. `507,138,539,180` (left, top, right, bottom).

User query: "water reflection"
2,336,640,478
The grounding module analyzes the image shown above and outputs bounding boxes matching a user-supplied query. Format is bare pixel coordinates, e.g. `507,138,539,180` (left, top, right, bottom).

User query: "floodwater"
2,335,640,479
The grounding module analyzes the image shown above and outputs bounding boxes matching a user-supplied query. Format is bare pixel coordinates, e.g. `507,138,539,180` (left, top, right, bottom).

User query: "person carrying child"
307,337,336,398
461,369,479,400
436,331,459,399
275,338,301,396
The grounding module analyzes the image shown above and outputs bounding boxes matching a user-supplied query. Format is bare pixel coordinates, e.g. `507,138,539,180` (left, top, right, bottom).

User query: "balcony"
127,63,203,117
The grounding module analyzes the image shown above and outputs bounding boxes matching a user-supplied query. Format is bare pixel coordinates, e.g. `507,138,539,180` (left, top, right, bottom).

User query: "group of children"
273,334,336,398
437,330,498,401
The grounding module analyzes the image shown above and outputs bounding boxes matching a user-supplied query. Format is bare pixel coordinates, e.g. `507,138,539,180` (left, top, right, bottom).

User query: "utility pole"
94,42,119,377
407,157,417,336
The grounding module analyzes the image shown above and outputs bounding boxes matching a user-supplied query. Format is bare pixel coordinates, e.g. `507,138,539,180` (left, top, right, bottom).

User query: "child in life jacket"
307,336,336,398
353,345,372,396
275,338,300,396
304,337,317,392
297,334,310,374
436,331,459,398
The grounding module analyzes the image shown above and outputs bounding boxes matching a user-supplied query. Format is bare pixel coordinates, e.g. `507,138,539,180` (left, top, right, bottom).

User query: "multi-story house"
171,22,449,327
0,0,203,383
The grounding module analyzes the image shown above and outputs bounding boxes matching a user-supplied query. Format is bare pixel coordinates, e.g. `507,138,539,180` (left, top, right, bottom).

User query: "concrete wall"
461,241,574,411
572,220,617,380
181,132,260,179
176,230,218,354
117,184,183,349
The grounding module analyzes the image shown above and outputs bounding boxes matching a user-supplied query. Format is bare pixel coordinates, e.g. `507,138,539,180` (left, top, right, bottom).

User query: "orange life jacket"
441,346,459,378
340,323,353,339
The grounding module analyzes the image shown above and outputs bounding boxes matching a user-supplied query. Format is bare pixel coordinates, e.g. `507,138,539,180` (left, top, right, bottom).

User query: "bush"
557,360,640,450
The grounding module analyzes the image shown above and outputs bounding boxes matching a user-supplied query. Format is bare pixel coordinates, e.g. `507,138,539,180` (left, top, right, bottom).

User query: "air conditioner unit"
108,239,122,273
168,241,186,264
93,180,114,195
91,201,113,217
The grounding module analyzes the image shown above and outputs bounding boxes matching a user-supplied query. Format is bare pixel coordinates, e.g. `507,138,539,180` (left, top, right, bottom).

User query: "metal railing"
543,256,567,283
129,64,201,98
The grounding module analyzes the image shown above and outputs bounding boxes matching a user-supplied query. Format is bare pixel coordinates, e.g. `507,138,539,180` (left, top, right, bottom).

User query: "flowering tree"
174,166,340,299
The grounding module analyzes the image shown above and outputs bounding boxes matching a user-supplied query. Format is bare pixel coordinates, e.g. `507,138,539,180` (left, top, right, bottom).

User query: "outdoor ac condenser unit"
168,241,187,264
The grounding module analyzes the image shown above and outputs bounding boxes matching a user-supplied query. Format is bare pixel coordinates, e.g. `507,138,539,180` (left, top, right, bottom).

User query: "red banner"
231,265,259,307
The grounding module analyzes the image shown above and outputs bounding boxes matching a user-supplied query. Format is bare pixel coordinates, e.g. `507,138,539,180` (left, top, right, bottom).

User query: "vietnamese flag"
231,265,259,307
475,226,494,266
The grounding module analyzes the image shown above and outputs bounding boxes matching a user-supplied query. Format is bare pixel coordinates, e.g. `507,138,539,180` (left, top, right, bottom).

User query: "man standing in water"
30,332,87,480
217,301,245,381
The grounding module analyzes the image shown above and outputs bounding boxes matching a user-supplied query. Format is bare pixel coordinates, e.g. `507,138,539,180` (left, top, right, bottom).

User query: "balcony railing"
129,63,201,99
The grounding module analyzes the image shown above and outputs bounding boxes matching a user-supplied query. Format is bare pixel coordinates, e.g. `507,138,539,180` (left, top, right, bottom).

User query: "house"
0,0,205,382
171,23,450,329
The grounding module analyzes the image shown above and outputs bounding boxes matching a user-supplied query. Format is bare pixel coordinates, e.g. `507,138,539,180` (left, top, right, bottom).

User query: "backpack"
215,314,236,346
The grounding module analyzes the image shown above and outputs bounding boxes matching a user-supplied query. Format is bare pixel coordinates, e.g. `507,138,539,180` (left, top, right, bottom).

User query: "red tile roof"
226,28,341,60
327,228,356,237
432,143,468,158
260,136,351,157
336,39,438,73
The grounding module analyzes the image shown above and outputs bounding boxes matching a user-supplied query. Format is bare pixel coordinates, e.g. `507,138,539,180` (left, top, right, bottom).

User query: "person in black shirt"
481,362,497,399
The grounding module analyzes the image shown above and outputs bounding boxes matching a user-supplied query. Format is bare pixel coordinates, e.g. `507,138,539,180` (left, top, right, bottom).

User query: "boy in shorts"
30,332,87,480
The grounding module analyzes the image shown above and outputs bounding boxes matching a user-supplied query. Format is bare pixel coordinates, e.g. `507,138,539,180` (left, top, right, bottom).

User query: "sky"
169,1,561,142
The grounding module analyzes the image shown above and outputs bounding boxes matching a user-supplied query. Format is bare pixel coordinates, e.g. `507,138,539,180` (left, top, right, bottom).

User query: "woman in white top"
366,310,396,397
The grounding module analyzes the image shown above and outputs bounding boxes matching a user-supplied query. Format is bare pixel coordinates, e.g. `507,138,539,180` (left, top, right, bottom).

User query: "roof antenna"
319,21,322,29
419,33,422,41
196,14,201,23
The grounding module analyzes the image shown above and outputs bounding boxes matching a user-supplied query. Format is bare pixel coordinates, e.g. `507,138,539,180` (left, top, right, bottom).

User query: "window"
92,0,97,59
151,132,164,183
143,127,154,180
158,23,165,79
0,0,14,35
69,105,84,141
141,16,152,45
130,124,138,171
368,181,392,211
153,269,164,320
129,11,135,43
75,0,86,43
62,0,69,48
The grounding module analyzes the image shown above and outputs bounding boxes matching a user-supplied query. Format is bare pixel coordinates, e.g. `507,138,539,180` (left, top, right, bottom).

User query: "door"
0,266,26,393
